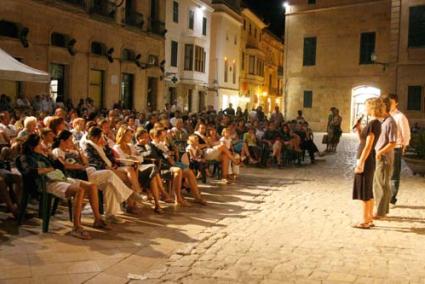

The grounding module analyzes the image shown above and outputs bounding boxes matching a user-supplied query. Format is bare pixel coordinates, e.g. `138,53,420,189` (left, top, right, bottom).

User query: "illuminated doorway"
351,86,381,128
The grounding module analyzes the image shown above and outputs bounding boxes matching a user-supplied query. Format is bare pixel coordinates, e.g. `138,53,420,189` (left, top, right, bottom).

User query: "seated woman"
230,125,257,165
53,130,136,222
113,126,163,213
280,124,302,152
262,122,283,167
19,134,108,240
84,127,143,221
17,116,37,141
186,135,208,181
243,127,261,163
149,128,207,206
194,123,237,183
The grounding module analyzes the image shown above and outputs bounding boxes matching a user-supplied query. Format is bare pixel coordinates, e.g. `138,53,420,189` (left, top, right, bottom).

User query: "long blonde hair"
115,125,132,145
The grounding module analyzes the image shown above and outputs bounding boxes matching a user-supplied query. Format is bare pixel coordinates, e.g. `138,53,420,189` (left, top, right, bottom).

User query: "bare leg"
183,169,206,205
149,178,162,212
171,167,186,205
65,184,85,229
0,177,18,217
79,181,101,221
221,155,230,180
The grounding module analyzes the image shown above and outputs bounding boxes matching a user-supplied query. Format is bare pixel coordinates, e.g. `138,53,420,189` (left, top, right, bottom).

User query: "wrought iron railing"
149,19,166,36
125,11,144,29
91,0,116,19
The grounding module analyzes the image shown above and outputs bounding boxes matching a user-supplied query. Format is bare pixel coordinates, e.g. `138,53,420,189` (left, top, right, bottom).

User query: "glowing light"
283,2,289,9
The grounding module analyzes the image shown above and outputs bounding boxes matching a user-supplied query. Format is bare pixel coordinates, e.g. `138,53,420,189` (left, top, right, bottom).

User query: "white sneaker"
105,215,125,224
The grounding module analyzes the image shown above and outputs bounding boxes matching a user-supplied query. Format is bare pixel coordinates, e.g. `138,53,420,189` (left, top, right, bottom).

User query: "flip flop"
351,223,370,230
71,228,92,240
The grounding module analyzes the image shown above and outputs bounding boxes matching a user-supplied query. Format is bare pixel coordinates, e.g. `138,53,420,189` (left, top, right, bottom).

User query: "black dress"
353,119,381,201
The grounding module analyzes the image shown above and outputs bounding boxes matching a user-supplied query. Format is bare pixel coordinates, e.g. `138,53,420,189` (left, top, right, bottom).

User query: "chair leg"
67,199,73,222
51,198,59,216
42,193,52,233
98,191,104,215
17,190,30,226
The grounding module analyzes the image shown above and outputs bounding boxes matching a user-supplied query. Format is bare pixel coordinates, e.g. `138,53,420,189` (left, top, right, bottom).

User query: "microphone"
352,115,364,130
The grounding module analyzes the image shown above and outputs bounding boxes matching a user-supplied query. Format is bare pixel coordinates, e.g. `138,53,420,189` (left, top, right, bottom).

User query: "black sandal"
352,223,371,229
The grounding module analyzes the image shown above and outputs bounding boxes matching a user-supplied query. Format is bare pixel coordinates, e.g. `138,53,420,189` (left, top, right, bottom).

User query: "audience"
0,95,325,240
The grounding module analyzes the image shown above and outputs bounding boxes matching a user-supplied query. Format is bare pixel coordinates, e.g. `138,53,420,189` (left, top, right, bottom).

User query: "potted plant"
403,130,425,176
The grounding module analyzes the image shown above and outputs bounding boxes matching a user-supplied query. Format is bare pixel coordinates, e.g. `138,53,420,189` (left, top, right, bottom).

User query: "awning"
0,48,50,83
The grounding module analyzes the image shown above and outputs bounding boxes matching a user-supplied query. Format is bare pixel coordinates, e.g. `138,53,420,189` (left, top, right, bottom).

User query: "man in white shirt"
0,111,17,146
388,94,411,206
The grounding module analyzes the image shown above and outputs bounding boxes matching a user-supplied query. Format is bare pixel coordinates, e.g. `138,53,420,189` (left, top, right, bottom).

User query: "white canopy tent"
0,48,50,83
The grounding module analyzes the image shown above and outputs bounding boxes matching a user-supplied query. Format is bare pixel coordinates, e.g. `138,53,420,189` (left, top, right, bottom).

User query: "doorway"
351,86,381,128
121,73,134,109
147,77,158,111
50,63,66,103
198,91,206,112
89,69,104,108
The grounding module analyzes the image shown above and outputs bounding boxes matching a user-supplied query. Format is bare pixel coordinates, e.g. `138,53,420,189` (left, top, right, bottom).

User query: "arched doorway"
351,86,381,128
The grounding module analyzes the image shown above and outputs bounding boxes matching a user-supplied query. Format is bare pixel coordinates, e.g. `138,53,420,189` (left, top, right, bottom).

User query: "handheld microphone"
352,115,364,130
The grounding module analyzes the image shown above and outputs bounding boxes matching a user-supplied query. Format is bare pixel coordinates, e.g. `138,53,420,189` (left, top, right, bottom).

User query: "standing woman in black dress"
353,98,384,229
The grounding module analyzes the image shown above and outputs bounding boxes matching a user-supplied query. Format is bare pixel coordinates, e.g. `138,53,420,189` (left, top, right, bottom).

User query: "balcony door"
50,63,66,103
89,69,104,108
121,73,134,109
147,77,158,111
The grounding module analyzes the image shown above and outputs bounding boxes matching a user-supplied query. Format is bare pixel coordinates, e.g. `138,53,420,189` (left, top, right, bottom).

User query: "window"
232,61,236,84
51,32,67,47
0,20,19,38
407,86,422,111
202,17,207,36
243,20,246,30
224,59,228,82
184,44,194,70
249,55,255,75
188,10,194,30
91,41,106,55
256,59,264,76
173,1,179,23
308,0,316,4
359,32,375,64
303,90,313,108
408,5,425,48
171,41,178,67
194,46,206,72
249,24,251,35
241,52,245,70
148,54,158,65
254,28,257,38
303,37,316,66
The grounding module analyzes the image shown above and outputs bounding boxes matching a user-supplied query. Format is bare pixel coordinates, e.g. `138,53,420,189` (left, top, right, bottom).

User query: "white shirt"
390,109,411,148
0,123,16,139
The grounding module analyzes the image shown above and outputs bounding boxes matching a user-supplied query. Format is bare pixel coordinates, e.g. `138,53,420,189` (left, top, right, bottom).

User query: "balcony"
148,19,166,36
90,0,116,19
125,11,144,29
212,0,241,12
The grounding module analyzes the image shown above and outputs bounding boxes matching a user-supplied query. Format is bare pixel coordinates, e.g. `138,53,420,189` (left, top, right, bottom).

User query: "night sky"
243,0,285,40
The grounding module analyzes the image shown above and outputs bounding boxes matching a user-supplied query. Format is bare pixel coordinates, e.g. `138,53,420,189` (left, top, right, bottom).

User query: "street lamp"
370,52,389,71
283,2,289,9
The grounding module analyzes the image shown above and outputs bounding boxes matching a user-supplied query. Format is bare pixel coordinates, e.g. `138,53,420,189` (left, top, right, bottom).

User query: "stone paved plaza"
1,134,424,284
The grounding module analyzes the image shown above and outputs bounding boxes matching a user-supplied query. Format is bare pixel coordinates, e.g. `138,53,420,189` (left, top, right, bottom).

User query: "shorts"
205,147,221,161
47,177,80,199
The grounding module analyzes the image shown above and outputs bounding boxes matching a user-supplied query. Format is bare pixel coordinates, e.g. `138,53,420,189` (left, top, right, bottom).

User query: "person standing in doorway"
388,94,411,207
373,97,397,219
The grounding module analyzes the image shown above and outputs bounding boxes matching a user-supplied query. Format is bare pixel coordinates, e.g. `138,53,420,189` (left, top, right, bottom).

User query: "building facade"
164,0,213,112
284,0,425,131
259,30,284,113
208,0,242,110
0,0,166,111
239,8,267,112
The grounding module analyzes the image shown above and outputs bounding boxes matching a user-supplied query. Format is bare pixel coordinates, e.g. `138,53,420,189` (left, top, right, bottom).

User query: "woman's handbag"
322,134,329,144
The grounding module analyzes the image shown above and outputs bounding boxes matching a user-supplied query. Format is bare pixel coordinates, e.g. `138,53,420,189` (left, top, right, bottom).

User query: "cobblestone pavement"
0,134,424,284
136,135,425,284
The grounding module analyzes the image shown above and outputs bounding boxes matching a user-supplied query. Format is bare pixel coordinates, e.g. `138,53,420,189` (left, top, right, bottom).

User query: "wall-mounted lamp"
371,52,389,71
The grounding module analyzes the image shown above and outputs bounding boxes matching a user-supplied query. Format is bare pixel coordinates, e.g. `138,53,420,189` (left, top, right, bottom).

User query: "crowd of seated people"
0,97,321,240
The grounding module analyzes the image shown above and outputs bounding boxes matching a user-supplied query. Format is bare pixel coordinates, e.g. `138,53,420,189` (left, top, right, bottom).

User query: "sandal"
71,227,92,240
154,207,164,214
194,198,208,206
351,223,370,229
93,219,112,230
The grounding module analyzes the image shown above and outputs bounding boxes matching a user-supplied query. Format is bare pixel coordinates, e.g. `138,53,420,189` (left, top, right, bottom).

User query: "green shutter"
407,86,422,111
304,90,313,108
303,37,316,66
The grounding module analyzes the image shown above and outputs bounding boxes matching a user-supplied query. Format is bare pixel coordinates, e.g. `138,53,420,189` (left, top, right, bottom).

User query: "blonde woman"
352,98,384,229
114,126,163,213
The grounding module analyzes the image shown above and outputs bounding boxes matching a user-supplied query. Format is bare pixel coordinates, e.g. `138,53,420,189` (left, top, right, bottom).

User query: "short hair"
135,128,147,140
382,96,391,113
87,127,103,140
388,93,398,103
24,116,37,129
72,118,85,128
48,116,65,134
39,127,53,138
150,127,165,139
